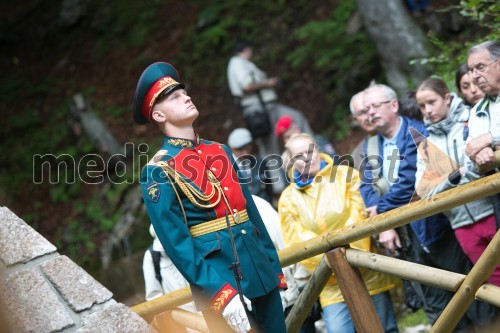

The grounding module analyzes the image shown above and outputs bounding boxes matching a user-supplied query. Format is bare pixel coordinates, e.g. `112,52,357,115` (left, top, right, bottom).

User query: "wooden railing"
132,172,500,333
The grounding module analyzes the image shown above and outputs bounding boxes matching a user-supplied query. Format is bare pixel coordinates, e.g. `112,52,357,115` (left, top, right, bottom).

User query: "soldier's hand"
222,296,251,333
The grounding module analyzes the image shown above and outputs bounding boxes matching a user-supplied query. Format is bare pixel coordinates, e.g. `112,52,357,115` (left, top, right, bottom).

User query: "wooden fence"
132,172,500,333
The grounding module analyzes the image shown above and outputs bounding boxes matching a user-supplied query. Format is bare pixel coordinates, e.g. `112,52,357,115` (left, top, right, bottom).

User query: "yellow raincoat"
279,154,394,307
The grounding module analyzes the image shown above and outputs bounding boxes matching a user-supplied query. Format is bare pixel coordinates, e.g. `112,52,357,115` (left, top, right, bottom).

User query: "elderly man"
350,91,377,170
465,40,500,168
358,83,482,329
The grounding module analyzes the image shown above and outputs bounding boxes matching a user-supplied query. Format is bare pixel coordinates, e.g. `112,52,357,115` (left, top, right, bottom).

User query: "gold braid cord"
157,161,222,209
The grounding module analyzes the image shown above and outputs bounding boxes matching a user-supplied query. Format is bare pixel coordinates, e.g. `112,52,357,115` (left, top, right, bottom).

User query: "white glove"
222,296,252,333
279,290,288,311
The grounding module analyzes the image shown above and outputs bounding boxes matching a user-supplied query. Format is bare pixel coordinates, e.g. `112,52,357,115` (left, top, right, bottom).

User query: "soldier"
133,62,287,333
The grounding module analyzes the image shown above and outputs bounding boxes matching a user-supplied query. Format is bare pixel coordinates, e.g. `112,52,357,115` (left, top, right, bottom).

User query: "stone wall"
0,207,156,333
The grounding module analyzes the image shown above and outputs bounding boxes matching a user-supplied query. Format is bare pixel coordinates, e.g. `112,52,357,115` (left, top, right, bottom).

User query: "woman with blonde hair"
278,133,397,333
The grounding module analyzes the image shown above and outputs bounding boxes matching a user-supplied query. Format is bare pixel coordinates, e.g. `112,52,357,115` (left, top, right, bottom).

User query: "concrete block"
75,303,157,333
41,255,113,312
0,207,56,266
0,269,74,333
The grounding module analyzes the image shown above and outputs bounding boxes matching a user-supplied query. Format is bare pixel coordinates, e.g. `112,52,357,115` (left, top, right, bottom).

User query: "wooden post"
345,248,500,306
150,310,187,333
326,247,383,333
171,309,209,333
286,256,332,333
345,249,464,290
431,230,500,333
132,287,193,322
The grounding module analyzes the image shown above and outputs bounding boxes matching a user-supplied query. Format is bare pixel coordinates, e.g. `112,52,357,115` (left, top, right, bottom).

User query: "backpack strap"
366,135,390,196
148,245,163,284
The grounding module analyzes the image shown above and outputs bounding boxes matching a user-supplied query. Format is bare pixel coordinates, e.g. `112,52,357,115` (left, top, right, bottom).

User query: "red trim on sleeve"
210,283,237,313
278,273,287,289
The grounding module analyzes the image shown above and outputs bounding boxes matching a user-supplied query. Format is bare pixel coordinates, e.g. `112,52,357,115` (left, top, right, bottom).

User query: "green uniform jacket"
141,134,285,313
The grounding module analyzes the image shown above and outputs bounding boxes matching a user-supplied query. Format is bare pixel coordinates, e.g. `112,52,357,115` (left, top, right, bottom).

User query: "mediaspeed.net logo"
32,142,404,186
32,131,461,206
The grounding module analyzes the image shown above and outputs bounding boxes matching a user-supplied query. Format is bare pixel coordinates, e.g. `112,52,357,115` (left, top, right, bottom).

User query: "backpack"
148,245,162,284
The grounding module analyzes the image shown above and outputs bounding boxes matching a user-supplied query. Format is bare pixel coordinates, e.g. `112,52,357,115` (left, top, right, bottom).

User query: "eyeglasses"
365,100,391,111
468,59,498,74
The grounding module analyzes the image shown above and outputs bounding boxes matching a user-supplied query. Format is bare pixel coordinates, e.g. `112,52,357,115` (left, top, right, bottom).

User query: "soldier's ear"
151,109,167,123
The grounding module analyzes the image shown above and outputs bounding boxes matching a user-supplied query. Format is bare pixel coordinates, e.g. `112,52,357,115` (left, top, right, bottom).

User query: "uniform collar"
164,132,201,148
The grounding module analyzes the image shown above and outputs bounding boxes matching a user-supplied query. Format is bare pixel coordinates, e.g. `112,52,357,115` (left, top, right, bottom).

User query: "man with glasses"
465,40,500,169
465,41,500,285
357,83,477,328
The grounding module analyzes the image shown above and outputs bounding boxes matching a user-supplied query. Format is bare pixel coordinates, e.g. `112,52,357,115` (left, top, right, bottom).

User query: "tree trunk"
69,93,126,160
354,0,431,92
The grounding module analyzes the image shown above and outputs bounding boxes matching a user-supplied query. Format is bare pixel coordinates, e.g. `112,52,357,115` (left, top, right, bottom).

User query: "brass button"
223,186,229,191
211,167,217,171
241,229,247,235
233,209,238,213
197,150,202,154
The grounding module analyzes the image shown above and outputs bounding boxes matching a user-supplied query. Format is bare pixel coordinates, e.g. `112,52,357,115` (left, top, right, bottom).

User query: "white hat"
228,128,253,149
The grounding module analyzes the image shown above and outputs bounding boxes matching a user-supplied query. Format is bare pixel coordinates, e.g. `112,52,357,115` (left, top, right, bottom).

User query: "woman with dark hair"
455,63,485,106
415,76,498,330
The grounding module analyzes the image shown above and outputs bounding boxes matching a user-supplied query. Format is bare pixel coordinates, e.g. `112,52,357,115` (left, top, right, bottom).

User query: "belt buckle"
233,212,241,224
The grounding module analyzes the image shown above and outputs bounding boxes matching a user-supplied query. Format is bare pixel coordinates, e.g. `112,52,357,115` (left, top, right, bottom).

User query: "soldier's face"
153,89,199,125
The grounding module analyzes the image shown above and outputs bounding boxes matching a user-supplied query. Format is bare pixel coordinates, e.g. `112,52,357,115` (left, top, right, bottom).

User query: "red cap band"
141,76,180,122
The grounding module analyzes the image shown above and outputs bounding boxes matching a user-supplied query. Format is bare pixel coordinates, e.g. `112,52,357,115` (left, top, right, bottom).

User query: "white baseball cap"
227,128,253,149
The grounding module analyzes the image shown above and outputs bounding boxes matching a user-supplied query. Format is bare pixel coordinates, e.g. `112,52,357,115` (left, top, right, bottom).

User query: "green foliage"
397,309,429,329
91,0,165,56
285,2,379,140
61,219,98,269
413,1,499,84
287,2,366,69
457,0,500,32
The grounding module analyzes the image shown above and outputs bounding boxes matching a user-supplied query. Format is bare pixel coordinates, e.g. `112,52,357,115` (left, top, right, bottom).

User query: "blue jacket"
141,134,285,312
359,117,450,247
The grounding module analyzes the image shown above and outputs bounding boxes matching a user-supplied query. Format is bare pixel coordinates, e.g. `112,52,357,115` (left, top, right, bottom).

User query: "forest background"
0,0,499,300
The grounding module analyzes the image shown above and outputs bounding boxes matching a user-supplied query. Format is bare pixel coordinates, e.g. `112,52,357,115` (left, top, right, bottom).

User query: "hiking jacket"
359,117,450,247
416,94,494,230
